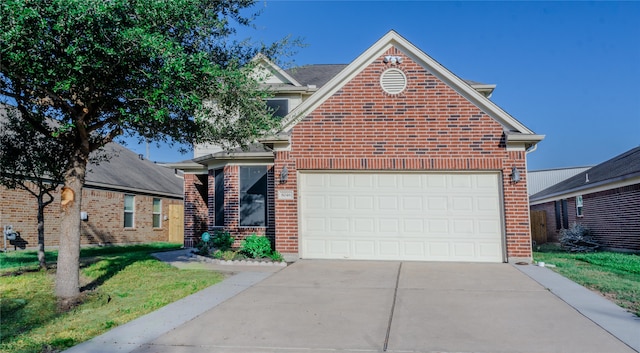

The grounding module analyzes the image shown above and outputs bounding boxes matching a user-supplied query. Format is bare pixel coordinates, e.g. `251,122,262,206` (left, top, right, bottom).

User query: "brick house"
530,147,640,251
176,31,544,263
1,142,184,249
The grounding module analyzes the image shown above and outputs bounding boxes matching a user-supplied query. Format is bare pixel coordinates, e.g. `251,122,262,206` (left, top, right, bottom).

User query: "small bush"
211,230,234,251
212,250,223,259
195,239,213,256
221,250,238,261
269,251,284,262
240,234,272,259
195,230,235,255
559,222,599,252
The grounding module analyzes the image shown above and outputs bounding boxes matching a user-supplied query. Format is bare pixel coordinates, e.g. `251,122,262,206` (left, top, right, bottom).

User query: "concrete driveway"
129,260,634,353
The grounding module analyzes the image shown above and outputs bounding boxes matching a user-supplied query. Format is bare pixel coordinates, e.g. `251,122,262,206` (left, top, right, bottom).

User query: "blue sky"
129,1,640,171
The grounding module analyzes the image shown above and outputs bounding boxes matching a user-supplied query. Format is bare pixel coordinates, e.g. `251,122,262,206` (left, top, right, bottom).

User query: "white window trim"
124,194,135,228
152,198,162,228
576,195,584,217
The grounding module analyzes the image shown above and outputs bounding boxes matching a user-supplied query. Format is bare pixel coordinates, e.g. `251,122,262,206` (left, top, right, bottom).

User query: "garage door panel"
379,241,400,256
329,174,349,187
299,172,504,262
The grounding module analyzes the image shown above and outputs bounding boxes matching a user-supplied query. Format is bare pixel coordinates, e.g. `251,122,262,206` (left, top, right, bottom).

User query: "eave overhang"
505,132,545,150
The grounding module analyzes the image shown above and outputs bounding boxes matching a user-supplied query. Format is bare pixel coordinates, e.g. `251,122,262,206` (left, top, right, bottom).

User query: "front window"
240,166,267,227
152,198,162,228
124,195,135,228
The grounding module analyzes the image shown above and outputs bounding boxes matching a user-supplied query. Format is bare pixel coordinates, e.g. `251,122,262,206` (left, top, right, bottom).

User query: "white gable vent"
380,68,407,94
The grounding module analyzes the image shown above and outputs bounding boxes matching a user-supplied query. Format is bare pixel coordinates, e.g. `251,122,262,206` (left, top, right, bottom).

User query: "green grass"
0,242,182,270
533,245,640,316
1,243,224,353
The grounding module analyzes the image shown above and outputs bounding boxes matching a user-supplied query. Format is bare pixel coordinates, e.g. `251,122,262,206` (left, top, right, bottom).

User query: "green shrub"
195,230,235,255
269,251,284,262
211,230,234,251
195,239,212,256
240,234,272,259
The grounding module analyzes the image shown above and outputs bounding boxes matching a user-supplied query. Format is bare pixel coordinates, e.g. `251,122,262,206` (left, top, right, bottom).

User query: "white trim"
152,198,162,228
253,53,302,87
124,194,135,228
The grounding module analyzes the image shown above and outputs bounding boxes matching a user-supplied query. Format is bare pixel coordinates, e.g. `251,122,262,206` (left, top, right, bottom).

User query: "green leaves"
1,0,287,152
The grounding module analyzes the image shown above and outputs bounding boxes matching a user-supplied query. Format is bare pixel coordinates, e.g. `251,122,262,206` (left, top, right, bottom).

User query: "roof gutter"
506,133,545,150
193,151,274,165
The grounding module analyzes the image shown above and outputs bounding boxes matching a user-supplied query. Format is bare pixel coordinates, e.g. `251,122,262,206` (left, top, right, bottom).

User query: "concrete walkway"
63,252,639,353
63,250,283,353
517,263,640,351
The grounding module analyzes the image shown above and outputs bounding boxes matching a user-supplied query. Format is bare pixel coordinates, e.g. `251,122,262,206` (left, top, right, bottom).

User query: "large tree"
1,0,284,300
0,104,72,269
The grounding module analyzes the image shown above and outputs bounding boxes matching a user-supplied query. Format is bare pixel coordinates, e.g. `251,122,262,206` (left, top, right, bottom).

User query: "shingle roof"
285,64,348,88
1,104,182,197
284,64,493,89
530,146,640,201
86,143,183,197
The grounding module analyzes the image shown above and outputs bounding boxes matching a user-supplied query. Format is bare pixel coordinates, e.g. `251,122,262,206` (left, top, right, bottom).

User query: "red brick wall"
1,183,181,249
274,47,532,260
531,183,640,251
203,165,276,248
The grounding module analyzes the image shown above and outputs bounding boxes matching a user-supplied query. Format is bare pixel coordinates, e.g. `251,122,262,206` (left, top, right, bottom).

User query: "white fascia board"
506,133,546,150
163,161,207,174
529,174,640,205
262,85,318,93
281,30,539,138
259,136,291,151
253,54,302,87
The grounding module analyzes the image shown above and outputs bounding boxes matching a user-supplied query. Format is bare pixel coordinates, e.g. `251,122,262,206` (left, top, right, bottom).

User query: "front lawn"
533,245,640,316
0,243,224,353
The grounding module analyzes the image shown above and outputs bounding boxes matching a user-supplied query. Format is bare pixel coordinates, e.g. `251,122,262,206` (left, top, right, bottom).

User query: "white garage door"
299,172,504,262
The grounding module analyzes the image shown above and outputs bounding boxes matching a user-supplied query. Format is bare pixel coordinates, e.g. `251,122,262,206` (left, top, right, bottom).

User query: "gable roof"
86,143,183,198
530,146,640,204
278,30,543,148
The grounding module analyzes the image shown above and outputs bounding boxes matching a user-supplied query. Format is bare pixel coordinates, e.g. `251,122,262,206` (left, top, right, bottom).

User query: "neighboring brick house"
530,147,640,251
1,142,184,249
174,31,544,263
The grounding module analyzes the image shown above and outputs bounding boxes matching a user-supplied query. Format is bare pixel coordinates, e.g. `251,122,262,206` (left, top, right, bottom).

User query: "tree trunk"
55,156,86,299
37,195,46,269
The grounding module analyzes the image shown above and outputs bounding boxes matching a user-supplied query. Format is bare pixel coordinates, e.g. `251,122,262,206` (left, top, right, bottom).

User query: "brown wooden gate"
168,204,184,244
530,210,547,245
